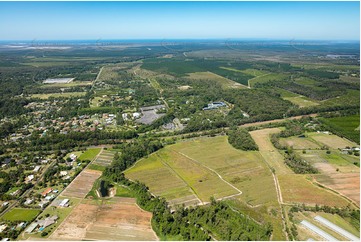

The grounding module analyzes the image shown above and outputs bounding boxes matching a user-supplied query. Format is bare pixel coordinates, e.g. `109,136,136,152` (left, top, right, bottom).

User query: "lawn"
2,208,40,222
78,148,102,161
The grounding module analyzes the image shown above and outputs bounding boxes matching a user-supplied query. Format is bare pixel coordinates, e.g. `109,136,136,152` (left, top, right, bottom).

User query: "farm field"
92,149,116,167
308,132,357,149
320,115,360,144
249,128,290,174
278,174,350,207
50,197,157,241
298,150,360,204
78,148,102,161
279,136,321,150
248,73,289,87
282,95,319,108
126,136,278,206
1,208,40,222
62,169,102,198
30,92,86,99
170,136,278,206
186,71,244,89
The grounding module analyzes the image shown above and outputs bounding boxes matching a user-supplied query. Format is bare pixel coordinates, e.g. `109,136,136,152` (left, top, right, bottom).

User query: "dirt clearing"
50,198,157,241
62,169,102,198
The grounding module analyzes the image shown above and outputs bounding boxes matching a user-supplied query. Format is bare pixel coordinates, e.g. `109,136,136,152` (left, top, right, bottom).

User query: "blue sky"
0,1,359,40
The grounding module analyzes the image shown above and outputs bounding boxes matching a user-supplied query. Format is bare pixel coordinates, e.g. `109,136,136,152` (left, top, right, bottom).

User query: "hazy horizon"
0,1,359,41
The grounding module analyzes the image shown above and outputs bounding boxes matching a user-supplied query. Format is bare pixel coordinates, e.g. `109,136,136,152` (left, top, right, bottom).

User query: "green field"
2,208,40,222
126,136,278,206
115,185,133,197
308,132,357,149
30,92,86,99
320,115,360,144
78,148,102,161
249,73,289,87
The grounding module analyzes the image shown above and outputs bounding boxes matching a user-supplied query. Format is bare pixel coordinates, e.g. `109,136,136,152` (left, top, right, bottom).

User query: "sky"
0,1,359,41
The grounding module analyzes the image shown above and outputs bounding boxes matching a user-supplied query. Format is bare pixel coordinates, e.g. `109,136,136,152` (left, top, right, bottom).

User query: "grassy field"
308,132,357,149
279,135,321,150
319,115,360,144
186,71,245,88
126,136,278,206
1,208,40,222
115,185,133,197
30,92,86,99
278,174,350,207
170,136,278,206
248,73,289,87
78,148,101,161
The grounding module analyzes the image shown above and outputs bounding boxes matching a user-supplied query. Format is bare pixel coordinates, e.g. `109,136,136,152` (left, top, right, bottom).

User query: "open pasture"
279,136,321,150
50,197,157,241
170,136,278,206
278,174,350,207
30,92,86,99
308,132,357,149
126,136,278,206
250,128,290,174
248,73,289,87
186,71,245,88
62,169,102,198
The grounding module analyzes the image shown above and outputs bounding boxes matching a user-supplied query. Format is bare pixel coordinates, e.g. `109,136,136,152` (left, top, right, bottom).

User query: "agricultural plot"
126,136,278,207
186,71,245,89
62,169,102,198
1,208,40,222
50,197,157,241
279,136,321,150
91,149,115,167
308,132,357,149
250,128,290,174
78,148,101,161
125,153,200,206
320,115,360,144
30,92,86,99
278,174,350,207
170,136,278,206
299,150,360,204
248,73,289,87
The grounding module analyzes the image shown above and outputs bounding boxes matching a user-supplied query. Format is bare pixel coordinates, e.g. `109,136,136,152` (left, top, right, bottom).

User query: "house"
41,187,53,197
44,194,55,201
38,200,49,209
2,202,9,207
69,154,77,161
59,199,69,207
27,175,34,182
25,223,38,233
33,165,41,173
133,112,141,119
0,224,7,233
24,198,33,205
38,215,58,229
60,171,68,177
